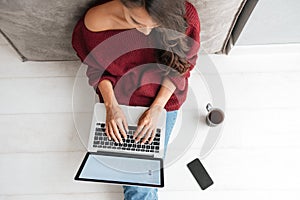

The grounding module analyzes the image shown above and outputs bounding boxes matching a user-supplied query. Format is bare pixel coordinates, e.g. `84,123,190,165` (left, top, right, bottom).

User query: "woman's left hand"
133,105,163,145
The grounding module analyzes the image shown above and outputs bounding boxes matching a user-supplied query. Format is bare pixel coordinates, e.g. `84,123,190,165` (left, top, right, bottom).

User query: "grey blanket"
0,0,246,61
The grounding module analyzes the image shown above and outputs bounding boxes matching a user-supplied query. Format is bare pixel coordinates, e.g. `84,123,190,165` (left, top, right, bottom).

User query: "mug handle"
206,103,213,112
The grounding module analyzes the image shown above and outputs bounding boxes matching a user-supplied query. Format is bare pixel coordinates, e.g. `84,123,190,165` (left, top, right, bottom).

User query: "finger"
121,120,128,139
111,121,121,143
148,129,156,144
133,125,144,139
107,124,113,140
141,128,152,144
135,126,149,143
108,122,118,143
105,124,111,140
122,117,129,133
116,120,126,142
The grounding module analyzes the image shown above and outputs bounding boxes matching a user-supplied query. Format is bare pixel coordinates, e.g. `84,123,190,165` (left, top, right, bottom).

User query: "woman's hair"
120,0,191,76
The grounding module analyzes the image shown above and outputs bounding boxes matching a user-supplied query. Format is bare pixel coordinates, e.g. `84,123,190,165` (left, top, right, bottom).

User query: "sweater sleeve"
86,64,118,95
166,2,200,91
72,18,118,95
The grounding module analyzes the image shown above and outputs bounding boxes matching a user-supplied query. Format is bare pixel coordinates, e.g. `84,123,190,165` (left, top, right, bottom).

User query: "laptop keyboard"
93,123,161,153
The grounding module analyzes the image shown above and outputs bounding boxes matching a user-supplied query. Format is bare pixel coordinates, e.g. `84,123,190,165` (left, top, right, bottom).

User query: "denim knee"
123,185,158,200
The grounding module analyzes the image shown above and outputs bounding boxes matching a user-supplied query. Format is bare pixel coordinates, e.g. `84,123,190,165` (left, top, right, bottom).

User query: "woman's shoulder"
185,1,200,28
184,1,200,38
84,3,114,32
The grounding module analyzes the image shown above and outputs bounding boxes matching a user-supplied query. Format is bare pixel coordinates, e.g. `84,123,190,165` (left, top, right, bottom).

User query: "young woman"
72,0,200,199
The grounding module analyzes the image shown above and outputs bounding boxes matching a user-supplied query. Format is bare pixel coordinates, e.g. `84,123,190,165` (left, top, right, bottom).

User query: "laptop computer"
74,103,167,188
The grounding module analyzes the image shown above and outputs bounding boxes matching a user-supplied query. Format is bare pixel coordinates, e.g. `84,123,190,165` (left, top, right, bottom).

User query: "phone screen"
187,158,213,190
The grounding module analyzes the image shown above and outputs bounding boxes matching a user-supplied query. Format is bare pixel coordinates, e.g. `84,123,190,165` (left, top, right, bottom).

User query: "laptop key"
155,150,159,153
95,132,101,136
94,141,100,144
93,145,97,147
146,145,150,149
155,146,159,150
150,149,154,152
128,126,136,130
146,150,149,152
151,146,154,149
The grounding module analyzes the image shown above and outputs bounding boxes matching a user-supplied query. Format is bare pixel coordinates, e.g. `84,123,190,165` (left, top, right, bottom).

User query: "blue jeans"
122,110,178,200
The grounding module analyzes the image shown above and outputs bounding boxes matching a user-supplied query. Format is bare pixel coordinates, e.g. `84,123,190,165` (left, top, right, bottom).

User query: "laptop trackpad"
77,152,163,187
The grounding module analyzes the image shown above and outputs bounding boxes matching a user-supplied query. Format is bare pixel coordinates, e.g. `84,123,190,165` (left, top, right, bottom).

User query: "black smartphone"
187,158,214,190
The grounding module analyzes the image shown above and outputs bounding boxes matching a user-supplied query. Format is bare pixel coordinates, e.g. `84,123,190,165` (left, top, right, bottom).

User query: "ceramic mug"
206,103,224,127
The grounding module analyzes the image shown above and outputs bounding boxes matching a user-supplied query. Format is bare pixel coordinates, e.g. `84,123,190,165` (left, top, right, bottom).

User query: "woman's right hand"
105,104,129,144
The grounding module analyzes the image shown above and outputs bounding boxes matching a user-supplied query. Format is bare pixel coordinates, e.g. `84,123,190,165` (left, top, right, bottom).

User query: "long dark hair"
120,0,191,76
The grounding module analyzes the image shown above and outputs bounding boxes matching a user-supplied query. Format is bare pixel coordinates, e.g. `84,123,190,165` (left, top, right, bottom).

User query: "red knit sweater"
72,0,200,111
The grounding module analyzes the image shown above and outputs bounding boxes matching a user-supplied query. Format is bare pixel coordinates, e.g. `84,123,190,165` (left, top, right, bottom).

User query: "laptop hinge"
96,150,155,158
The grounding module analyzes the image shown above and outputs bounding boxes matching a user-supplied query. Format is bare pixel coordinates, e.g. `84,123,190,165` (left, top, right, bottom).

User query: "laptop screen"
75,152,164,187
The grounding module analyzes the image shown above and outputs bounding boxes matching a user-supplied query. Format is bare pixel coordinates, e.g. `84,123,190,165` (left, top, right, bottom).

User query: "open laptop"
74,103,167,188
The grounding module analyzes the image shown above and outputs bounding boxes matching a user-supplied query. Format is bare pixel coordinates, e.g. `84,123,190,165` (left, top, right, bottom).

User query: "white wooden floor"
1,32,300,200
